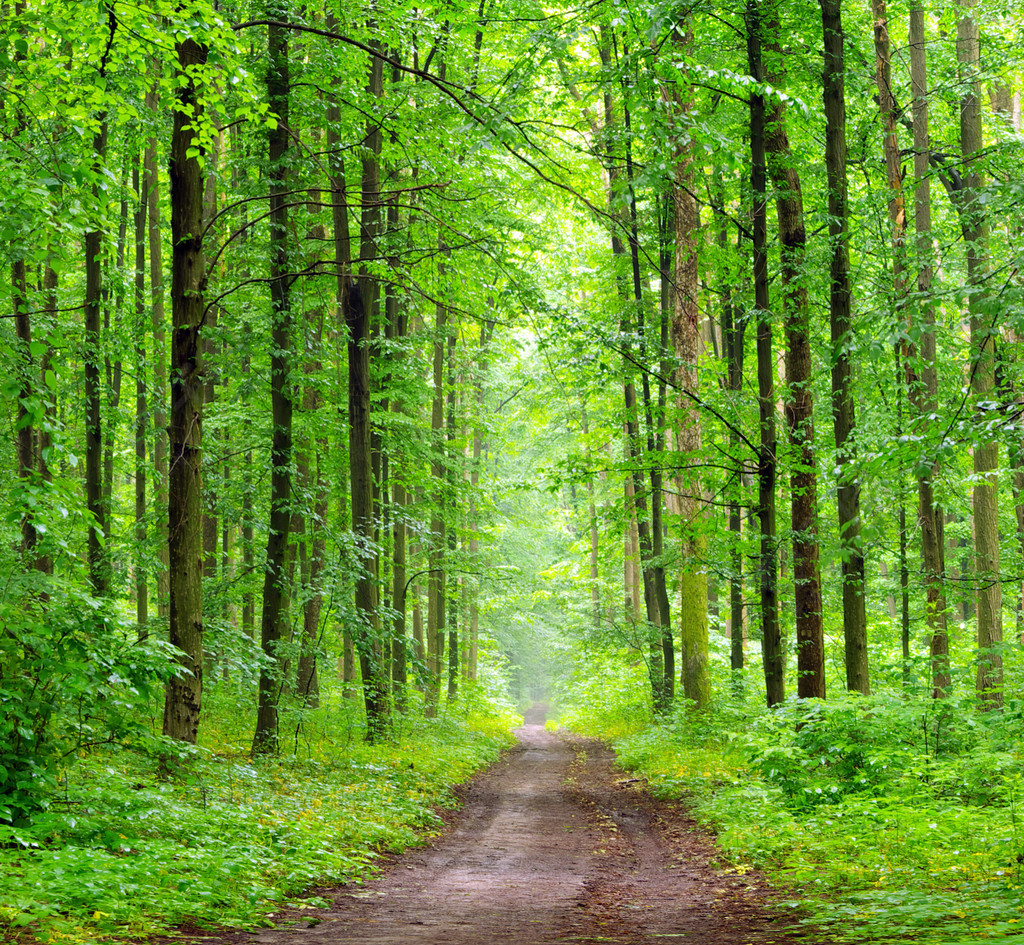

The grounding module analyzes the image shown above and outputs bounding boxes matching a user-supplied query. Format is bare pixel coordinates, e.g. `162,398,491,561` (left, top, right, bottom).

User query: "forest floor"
191,705,816,945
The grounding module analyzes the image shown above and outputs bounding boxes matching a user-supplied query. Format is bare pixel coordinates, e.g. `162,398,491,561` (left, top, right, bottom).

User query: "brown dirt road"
230,707,811,945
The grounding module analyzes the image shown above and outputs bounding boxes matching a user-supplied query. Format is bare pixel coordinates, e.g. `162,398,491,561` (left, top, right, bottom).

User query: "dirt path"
236,710,809,945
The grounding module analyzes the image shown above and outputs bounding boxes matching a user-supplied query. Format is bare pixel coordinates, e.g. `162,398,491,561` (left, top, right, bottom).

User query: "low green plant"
553,646,652,738
0,578,178,828
0,699,515,944
594,690,1024,945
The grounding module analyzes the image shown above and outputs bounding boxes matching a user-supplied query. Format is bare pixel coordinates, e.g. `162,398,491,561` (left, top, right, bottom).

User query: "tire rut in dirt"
558,735,805,944
223,725,811,945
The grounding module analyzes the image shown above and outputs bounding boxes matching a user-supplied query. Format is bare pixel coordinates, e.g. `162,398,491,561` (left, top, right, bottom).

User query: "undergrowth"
0,691,517,944
563,679,1024,945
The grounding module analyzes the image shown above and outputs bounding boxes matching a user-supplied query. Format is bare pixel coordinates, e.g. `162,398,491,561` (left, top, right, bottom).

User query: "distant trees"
3,0,1024,796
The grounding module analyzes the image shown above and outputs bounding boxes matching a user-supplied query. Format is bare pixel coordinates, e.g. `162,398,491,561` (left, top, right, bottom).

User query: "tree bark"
446,314,459,703
872,0,916,688
9,2,39,562
133,157,148,635
821,0,870,693
427,275,448,717
85,117,109,597
959,0,1002,707
163,33,208,745
661,23,709,710
351,37,391,741
392,479,408,707
253,14,294,755
102,159,128,577
718,200,746,688
145,90,170,621
765,5,823,699
296,348,327,708
748,0,783,707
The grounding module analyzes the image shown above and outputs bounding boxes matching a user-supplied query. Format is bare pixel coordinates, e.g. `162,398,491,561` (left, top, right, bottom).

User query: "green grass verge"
0,700,518,944
564,689,1024,945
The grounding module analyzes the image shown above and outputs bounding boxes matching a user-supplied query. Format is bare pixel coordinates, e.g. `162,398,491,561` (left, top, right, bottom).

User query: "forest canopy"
3,0,1024,940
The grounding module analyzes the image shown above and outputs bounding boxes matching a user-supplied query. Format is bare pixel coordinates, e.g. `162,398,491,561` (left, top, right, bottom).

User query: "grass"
557,661,1024,945
0,691,518,944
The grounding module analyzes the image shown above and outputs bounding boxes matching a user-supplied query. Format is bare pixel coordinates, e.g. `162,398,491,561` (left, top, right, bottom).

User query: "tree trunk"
133,157,148,635
821,0,870,693
765,5,824,699
144,91,170,621
720,209,746,689
658,23,709,710
163,33,208,745
351,37,390,741
392,479,408,708
872,0,916,688
959,0,1002,707
296,368,327,708
12,256,38,558
446,316,459,703
102,158,128,577
747,0,783,707
253,15,294,755
9,2,39,562
618,75,673,709
85,117,109,597
427,277,447,717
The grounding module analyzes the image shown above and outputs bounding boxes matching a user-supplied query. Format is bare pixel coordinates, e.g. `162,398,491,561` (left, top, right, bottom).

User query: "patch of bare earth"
201,708,815,945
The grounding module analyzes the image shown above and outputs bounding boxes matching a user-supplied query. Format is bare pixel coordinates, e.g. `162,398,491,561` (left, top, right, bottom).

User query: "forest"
3,0,1024,942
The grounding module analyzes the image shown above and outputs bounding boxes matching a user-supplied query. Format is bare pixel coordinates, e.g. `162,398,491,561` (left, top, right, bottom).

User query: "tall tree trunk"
872,0,915,687
748,0,783,706
582,402,602,629
253,15,294,755
719,207,746,689
85,116,109,597
446,320,459,702
201,130,222,678
145,90,170,621
102,160,128,571
392,479,408,706
133,157,148,635
909,0,948,694
296,362,327,708
427,275,448,717
326,7,354,696
663,22,709,710
765,7,824,699
821,0,870,693
655,200,675,695
959,0,1002,707
351,37,390,741
13,257,37,557
621,72,673,709
9,2,38,562
163,32,208,744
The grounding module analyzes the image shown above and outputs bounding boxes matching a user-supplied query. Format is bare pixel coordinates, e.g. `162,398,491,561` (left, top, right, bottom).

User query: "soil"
205,705,814,945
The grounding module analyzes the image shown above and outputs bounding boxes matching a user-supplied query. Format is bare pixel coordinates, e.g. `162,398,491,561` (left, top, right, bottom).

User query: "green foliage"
554,647,652,738
0,706,514,943
601,692,1024,945
0,577,177,827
